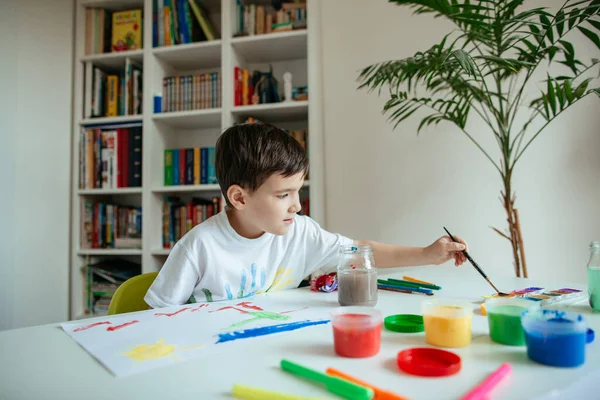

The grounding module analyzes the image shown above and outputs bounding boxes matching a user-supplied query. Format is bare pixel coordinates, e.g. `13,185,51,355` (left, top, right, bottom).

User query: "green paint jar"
486,297,538,346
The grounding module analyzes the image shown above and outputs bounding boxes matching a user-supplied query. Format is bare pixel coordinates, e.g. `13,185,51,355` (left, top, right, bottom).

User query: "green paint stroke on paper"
223,311,291,330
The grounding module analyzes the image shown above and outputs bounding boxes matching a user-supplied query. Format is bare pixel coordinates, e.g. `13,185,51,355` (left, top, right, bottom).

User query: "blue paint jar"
521,309,589,367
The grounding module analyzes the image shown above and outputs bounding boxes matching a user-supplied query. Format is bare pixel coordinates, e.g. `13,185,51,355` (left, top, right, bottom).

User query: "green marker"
280,359,374,400
378,279,420,288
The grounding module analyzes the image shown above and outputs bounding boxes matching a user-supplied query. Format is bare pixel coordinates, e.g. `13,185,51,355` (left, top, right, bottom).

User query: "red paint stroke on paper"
106,320,139,331
191,304,209,312
236,301,263,311
280,307,309,314
210,306,250,314
74,321,111,332
154,308,190,317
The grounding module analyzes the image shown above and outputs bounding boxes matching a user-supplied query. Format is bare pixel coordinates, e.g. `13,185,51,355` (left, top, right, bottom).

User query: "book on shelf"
79,126,142,189
233,67,281,106
162,196,223,248
80,201,142,250
112,9,143,51
84,59,143,119
84,8,112,55
84,8,143,55
234,1,306,37
164,147,216,186
153,0,220,48
161,71,221,113
85,259,141,316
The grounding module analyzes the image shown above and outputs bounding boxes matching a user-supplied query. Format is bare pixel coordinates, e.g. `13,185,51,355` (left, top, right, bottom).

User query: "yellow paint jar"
422,299,473,348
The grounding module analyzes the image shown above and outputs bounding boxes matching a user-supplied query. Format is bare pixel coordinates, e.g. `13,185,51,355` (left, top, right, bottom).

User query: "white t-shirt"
144,211,353,308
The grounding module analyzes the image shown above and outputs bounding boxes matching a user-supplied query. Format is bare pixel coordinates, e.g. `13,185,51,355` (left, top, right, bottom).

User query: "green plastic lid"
384,314,424,333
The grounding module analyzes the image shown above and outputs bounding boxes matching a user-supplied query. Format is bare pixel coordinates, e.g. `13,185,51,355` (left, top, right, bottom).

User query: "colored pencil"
388,278,441,290
377,282,434,295
378,284,433,296
403,276,436,286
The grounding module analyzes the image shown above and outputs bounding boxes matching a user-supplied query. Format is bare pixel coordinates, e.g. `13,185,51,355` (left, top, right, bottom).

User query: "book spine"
185,148,194,185
122,128,130,187
193,147,200,185
158,0,165,47
106,75,118,116
132,127,142,187
101,131,110,188
201,147,208,184
204,73,210,109
217,71,221,107
208,147,216,184
242,69,249,105
200,74,205,109
163,200,169,248
179,148,185,185
164,149,173,185
172,148,179,186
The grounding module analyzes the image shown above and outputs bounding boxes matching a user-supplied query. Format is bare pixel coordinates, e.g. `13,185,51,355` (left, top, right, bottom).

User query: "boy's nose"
290,198,301,213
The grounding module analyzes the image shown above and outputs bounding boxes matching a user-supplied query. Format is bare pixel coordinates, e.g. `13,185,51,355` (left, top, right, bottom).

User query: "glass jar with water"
587,241,600,311
337,244,378,307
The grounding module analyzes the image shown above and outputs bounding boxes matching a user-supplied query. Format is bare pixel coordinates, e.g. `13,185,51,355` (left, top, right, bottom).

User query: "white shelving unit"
70,0,325,319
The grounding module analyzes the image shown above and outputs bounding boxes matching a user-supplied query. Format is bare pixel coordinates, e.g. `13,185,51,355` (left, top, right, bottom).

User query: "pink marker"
461,363,511,400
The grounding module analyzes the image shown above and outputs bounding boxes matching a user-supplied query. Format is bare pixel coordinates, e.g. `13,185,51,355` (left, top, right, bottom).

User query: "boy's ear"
227,185,247,210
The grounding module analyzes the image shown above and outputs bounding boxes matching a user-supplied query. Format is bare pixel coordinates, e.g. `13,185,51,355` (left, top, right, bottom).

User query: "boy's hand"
425,236,468,266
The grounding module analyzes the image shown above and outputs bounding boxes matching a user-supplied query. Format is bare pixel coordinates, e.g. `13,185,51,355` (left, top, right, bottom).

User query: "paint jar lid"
397,347,461,377
384,314,424,333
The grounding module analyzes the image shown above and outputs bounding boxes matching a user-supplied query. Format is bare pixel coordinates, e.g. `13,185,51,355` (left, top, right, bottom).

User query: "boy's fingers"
453,235,469,252
451,242,466,251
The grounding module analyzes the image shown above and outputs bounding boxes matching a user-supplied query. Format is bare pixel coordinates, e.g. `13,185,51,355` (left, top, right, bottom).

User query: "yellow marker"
232,384,328,400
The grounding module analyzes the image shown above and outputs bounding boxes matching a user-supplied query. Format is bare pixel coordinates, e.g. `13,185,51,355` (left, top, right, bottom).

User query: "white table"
1,266,598,400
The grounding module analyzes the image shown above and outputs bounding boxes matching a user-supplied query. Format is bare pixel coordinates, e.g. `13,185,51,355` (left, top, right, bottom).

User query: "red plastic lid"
397,347,461,377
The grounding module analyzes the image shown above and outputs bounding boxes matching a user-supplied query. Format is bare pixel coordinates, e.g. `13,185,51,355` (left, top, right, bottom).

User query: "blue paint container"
521,309,590,367
153,95,162,113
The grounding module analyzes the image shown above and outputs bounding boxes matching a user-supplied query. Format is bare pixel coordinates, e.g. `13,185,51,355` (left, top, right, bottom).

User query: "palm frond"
361,0,600,171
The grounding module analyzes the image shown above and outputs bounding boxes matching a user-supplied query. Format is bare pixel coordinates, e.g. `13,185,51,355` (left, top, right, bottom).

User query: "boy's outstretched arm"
356,236,468,268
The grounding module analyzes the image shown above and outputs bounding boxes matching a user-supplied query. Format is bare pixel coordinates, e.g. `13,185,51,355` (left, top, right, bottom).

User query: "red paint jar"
331,307,383,358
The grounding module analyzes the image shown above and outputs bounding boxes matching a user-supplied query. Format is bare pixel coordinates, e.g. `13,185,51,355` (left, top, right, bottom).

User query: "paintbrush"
443,227,508,296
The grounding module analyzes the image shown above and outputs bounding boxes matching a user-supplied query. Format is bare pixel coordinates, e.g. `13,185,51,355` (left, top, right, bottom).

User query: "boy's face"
245,172,304,236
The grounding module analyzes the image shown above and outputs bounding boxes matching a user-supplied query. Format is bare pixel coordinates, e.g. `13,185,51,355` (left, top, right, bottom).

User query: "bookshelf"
70,0,324,319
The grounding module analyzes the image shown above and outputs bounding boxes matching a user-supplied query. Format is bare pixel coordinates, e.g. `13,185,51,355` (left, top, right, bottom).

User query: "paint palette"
483,287,586,306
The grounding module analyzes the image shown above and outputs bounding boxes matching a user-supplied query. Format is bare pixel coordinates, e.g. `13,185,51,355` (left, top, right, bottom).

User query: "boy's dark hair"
216,123,308,206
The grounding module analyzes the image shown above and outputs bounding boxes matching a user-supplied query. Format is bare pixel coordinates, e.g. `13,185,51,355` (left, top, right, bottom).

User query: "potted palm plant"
359,0,600,277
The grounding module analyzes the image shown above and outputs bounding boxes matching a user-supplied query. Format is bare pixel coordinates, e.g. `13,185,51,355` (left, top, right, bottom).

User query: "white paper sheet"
61,297,331,377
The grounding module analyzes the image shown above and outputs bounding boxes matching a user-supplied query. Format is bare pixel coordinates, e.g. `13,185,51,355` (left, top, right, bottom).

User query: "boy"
144,123,468,308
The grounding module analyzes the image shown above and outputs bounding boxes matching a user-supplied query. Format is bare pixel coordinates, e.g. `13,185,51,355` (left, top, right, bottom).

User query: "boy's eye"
277,194,289,199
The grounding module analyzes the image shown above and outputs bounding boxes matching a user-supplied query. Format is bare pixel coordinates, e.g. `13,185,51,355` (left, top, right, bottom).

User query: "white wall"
321,0,600,283
0,0,73,330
